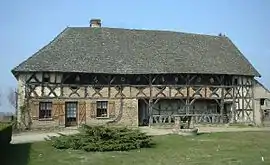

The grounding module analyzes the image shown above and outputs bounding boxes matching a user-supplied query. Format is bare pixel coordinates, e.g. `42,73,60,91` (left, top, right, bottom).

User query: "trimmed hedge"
49,125,155,152
0,123,12,145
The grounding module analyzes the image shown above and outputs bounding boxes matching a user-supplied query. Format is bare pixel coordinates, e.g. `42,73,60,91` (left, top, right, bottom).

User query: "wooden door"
65,102,78,127
224,102,233,123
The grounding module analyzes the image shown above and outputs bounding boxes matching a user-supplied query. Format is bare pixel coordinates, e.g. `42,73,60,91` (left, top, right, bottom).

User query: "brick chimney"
90,19,101,27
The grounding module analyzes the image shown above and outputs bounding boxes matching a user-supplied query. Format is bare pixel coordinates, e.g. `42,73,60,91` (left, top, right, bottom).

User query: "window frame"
233,78,238,85
39,102,53,120
43,73,50,83
65,102,78,118
96,101,109,119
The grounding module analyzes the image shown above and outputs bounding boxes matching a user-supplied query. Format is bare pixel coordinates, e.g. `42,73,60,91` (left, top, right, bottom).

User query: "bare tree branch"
7,87,17,109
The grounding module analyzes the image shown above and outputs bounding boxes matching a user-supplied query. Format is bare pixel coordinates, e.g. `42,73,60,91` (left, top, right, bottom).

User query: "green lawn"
1,131,270,165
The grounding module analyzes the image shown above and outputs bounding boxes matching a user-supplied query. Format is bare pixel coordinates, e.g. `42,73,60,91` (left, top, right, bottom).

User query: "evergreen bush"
49,125,155,152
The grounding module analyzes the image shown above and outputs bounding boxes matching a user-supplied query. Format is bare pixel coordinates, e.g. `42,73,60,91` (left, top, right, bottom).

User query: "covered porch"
138,98,233,127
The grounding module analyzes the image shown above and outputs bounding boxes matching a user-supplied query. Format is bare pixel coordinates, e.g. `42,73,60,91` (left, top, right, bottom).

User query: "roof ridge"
68,26,225,38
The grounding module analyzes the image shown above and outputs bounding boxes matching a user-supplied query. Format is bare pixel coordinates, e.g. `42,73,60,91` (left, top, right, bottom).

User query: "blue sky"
0,0,269,112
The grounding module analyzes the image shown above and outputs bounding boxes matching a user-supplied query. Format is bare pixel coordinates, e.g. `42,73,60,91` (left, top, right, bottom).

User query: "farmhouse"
253,80,270,126
12,19,263,128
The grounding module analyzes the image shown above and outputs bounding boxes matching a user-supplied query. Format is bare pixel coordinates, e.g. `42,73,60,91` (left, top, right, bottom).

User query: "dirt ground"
11,126,270,144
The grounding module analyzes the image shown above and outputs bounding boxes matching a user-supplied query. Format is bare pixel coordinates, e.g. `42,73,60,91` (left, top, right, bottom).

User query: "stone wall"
29,98,138,128
86,99,138,127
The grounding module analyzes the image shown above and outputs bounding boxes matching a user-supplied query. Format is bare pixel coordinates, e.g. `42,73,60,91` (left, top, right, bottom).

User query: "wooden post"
186,74,190,123
148,74,153,127
251,77,255,125
172,116,180,133
232,87,237,123
241,76,245,122
220,87,224,123
148,99,153,127
219,75,225,124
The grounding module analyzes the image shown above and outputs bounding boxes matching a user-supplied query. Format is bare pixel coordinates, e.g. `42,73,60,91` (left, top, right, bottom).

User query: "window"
65,102,77,119
260,99,265,106
43,73,50,83
66,102,77,118
39,102,52,119
224,75,233,86
233,78,238,85
96,101,108,118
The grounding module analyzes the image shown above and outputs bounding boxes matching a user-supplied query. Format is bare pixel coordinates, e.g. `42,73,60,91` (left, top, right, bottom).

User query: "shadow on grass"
0,143,31,165
197,132,206,136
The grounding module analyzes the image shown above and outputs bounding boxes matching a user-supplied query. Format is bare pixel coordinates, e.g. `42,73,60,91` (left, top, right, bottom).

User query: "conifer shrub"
49,125,155,152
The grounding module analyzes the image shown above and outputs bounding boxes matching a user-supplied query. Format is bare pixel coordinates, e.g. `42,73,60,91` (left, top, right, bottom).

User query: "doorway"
138,99,149,126
224,102,233,123
65,102,78,127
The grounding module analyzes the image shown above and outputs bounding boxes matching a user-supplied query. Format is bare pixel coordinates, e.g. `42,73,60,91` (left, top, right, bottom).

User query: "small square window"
96,101,108,118
39,102,52,119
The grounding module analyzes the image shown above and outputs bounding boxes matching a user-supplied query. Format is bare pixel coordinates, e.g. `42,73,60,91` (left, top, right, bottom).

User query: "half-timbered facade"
12,19,261,128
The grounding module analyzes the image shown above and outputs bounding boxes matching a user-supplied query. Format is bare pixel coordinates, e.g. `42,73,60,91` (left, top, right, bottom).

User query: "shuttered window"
39,102,52,119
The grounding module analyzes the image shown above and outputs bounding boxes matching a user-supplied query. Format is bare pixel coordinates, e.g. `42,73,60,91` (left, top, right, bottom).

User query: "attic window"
43,73,50,83
209,77,215,84
197,77,202,83
233,78,238,85
93,76,99,83
75,75,80,82
121,77,126,82
161,76,165,82
260,99,265,106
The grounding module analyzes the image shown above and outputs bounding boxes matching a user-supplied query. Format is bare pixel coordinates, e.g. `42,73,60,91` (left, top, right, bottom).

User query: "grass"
0,122,12,131
1,131,270,165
